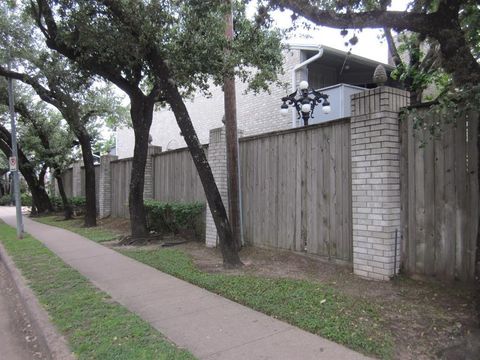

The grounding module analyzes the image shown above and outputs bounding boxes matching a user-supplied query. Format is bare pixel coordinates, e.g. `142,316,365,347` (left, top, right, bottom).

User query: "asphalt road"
0,260,47,360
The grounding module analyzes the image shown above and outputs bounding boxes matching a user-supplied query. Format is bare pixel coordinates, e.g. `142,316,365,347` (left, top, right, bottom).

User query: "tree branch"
384,28,402,67
269,0,480,86
34,0,140,97
0,66,61,109
269,0,436,33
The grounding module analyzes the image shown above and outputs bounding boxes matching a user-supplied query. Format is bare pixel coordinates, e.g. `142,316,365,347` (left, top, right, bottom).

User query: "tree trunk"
128,95,154,237
77,130,97,227
476,111,480,317
224,1,242,251
165,84,242,267
0,128,52,214
55,171,73,220
38,164,47,189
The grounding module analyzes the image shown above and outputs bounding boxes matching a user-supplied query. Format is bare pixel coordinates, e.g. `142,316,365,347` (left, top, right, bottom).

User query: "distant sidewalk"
0,207,370,360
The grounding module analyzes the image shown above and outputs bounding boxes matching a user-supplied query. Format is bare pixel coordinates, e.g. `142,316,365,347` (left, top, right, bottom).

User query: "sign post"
7,60,24,239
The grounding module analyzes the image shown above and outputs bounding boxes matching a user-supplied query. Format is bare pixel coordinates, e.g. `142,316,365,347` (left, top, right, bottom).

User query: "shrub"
0,194,11,206
21,193,32,206
50,196,86,214
144,200,205,241
0,193,31,206
49,196,63,210
70,196,86,208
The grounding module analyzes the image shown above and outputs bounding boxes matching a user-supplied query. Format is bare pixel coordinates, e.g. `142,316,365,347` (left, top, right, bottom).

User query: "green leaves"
144,200,205,238
36,0,283,97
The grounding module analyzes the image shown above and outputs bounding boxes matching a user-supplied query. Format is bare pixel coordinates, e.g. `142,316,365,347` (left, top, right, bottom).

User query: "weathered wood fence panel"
239,119,352,262
111,159,132,218
401,109,479,281
152,147,207,203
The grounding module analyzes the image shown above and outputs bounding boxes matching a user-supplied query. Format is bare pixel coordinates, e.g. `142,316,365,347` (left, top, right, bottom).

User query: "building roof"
287,43,395,70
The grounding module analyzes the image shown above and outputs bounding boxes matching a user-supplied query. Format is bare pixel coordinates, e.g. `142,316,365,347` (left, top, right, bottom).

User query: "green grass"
122,249,393,359
34,217,394,359
0,222,194,360
35,216,119,243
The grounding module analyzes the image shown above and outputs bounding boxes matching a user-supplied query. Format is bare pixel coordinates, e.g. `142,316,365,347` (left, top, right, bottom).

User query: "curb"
0,240,75,360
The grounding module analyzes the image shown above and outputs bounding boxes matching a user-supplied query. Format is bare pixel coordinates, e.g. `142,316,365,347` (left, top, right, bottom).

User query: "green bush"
0,194,11,206
144,200,205,241
70,196,86,208
0,193,31,206
21,193,32,206
50,196,86,214
49,196,63,210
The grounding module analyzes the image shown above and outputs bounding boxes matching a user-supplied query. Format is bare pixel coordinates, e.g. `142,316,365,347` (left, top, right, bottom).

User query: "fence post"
350,86,410,280
98,154,118,218
72,160,83,197
144,145,162,200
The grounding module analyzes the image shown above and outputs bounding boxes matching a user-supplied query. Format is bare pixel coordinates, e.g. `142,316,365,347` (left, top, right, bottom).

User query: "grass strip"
36,216,119,243
35,216,394,359
0,222,195,360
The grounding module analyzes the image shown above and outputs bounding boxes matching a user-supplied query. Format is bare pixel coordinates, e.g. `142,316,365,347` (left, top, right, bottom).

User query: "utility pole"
224,0,242,250
7,58,24,239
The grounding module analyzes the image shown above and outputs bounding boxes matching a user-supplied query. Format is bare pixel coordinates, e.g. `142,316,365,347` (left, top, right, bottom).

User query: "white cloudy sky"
248,0,410,64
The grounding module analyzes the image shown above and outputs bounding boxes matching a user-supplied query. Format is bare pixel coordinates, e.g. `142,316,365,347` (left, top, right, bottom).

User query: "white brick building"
115,44,395,158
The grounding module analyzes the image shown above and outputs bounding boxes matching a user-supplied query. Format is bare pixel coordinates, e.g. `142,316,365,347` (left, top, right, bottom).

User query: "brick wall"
143,145,162,199
115,49,302,158
350,87,409,280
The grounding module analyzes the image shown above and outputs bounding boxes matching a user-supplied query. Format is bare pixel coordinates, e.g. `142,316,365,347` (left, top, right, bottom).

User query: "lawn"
0,222,194,360
36,216,120,243
35,215,393,358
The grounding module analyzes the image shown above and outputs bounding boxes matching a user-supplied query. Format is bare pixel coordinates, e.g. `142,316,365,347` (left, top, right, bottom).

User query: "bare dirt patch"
100,218,479,359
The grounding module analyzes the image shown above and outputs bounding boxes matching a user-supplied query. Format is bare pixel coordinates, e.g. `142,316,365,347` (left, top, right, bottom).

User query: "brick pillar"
350,87,410,280
98,155,117,218
52,174,59,197
144,145,162,200
205,127,228,247
205,127,244,247
72,161,82,197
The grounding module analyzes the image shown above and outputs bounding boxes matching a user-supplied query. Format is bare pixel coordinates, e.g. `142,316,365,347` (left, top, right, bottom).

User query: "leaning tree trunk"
127,95,154,238
164,83,242,267
0,129,53,214
18,156,53,214
54,171,73,220
77,130,97,227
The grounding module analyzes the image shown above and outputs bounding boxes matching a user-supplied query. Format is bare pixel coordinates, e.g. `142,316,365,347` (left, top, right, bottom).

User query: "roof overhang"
286,42,395,70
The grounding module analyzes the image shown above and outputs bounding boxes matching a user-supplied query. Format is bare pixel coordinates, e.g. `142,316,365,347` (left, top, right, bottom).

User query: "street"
0,260,47,360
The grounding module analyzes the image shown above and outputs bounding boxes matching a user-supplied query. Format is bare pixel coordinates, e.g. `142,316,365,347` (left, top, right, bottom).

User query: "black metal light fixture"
280,81,331,126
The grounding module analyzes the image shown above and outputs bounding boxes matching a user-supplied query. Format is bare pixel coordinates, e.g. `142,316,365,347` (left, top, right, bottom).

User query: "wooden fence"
152,147,207,203
111,158,132,218
240,119,352,262
57,103,479,281
400,108,479,281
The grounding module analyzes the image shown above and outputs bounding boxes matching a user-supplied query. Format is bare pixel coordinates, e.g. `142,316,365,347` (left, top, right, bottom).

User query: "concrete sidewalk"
0,207,370,360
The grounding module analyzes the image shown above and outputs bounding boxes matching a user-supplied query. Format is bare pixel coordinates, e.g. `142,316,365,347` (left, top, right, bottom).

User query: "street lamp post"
280,81,331,126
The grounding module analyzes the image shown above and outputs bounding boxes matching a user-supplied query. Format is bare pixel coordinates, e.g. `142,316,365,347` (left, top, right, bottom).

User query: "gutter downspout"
291,45,324,128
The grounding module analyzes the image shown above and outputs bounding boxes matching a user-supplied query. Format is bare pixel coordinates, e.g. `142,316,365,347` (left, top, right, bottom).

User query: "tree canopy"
1,1,129,225
266,0,480,88
28,0,284,266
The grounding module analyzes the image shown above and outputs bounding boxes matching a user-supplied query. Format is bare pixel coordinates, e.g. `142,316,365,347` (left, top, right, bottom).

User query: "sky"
248,0,410,64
